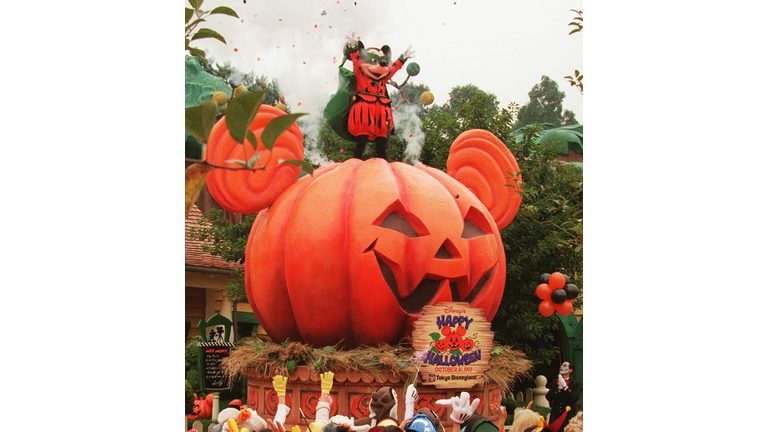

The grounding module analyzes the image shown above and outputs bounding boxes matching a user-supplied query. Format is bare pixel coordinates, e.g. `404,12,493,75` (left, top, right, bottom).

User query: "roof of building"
185,204,244,271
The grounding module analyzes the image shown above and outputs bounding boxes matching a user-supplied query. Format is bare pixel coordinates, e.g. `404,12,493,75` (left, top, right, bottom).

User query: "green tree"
515,75,579,129
203,60,283,106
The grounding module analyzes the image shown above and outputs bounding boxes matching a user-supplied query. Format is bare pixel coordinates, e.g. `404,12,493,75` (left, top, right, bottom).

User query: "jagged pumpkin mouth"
375,255,493,315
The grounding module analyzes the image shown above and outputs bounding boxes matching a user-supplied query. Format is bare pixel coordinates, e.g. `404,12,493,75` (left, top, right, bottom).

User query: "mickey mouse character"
344,31,415,161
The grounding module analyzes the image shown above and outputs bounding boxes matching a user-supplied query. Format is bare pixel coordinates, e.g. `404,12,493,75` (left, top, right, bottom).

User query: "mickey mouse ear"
447,129,522,230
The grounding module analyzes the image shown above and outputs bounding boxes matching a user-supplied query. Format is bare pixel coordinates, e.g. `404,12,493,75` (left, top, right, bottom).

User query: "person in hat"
545,362,581,432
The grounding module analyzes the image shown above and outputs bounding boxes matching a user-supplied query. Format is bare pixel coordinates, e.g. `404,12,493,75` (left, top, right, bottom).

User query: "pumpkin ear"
446,129,522,230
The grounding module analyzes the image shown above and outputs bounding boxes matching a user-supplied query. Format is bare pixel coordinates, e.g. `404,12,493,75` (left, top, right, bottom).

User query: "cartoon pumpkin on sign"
205,109,522,348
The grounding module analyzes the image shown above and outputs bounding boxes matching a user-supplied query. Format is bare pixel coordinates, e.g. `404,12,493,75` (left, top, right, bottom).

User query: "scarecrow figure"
343,31,415,161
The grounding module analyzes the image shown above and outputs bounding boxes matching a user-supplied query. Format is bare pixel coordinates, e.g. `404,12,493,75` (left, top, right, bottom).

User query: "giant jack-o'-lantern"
206,106,521,347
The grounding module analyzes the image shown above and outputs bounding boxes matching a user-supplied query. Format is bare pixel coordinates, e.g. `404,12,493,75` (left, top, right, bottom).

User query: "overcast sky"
192,0,583,124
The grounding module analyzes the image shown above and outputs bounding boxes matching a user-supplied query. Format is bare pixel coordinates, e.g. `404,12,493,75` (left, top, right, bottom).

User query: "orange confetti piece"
258,57,261,61
314,24,318,28
409,134,414,138
292,44,295,47
261,83,266,87
234,48,238,52
311,138,315,142
298,102,302,106
340,149,344,153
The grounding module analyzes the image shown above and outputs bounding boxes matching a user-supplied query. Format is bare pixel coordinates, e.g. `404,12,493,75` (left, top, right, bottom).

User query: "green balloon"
406,62,420,76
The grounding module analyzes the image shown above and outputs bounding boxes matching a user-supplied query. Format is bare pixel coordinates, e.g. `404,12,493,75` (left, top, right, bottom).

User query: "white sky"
191,0,583,123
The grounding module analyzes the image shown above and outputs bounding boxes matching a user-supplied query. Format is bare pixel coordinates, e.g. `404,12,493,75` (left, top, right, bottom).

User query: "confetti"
303,61,306,64
234,48,238,52
261,83,266,87
314,24,318,28
241,19,244,23
311,138,316,142
243,0,246,3
409,134,414,138
321,10,327,16
292,44,296,47
298,102,302,106
258,57,261,60
340,149,344,153
278,18,282,21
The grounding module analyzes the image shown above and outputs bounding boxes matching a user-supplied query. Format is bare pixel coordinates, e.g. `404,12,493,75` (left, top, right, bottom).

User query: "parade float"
184,31,561,432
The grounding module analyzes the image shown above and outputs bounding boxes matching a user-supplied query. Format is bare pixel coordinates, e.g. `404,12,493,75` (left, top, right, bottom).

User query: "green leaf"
323,346,337,354
185,100,218,143
286,360,298,372
225,159,247,167
430,347,440,354
188,0,201,10
187,47,207,65
246,152,262,169
313,358,323,368
429,332,441,341
490,348,504,355
191,28,226,44
185,8,194,24
225,90,267,143
210,6,239,18
246,130,259,151
450,349,462,356
575,70,580,76
186,18,207,32
569,28,581,35
279,159,314,176
262,113,307,150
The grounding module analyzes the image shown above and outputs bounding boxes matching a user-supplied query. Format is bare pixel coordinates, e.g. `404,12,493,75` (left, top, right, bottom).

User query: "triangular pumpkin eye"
379,212,418,238
461,206,493,239
375,200,430,237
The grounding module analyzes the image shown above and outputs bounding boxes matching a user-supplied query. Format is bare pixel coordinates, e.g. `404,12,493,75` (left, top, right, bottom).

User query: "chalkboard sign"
198,341,235,391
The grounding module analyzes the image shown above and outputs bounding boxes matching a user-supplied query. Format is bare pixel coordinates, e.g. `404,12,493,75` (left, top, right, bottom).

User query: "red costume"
347,48,405,139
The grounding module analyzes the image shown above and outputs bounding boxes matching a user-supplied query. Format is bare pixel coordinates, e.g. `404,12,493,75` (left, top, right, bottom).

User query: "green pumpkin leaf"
185,8,194,24
261,113,307,150
314,358,324,368
278,159,314,176
323,346,337,354
210,6,239,18
490,348,504,355
185,99,218,143
225,90,266,143
191,28,226,44
429,332,441,341
286,360,298,372
450,349,462,356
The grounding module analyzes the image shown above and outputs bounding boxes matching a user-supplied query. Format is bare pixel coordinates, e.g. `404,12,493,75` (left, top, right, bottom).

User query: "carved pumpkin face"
461,338,475,351
246,158,509,348
442,325,466,351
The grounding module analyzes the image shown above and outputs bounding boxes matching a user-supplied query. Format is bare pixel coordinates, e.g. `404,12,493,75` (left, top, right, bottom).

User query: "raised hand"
404,384,419,419
321,371,335,394
346,31,361,48
435,392,480,424
273,375,289,397
402,45,416,59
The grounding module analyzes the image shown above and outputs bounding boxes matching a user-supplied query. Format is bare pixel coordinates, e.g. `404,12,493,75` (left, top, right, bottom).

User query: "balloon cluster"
536,272,579,316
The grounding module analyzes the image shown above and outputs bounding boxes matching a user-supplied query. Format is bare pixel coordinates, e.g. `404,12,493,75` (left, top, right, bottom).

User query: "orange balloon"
536,283,552,300
549,272,566,289
539,300,555,317
554,301,573,316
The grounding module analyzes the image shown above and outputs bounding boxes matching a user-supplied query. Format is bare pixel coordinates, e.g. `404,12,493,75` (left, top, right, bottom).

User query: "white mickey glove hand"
402,45,416,59
435,392,480,424
346,31,361,48
404,384,419,420
275,404,290,425
558,374,568,390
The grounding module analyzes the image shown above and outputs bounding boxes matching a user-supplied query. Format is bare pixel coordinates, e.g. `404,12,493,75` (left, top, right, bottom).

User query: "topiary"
185,379,195,413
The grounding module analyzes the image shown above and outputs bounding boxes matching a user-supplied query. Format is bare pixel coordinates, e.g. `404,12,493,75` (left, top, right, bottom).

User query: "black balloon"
551,289,567,304
540,273,551,284
564,274,571,285
565,284,580,300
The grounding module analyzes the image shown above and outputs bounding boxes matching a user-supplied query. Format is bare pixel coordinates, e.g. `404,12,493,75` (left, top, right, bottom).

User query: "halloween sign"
411,302,493,388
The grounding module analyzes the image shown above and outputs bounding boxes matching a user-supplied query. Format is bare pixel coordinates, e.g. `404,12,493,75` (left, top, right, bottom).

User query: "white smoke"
297,113,334,167
392,102,425,165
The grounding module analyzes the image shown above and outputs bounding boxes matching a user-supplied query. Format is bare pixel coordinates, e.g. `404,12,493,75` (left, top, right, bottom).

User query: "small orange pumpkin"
204,104,304,214
188,393,213,420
